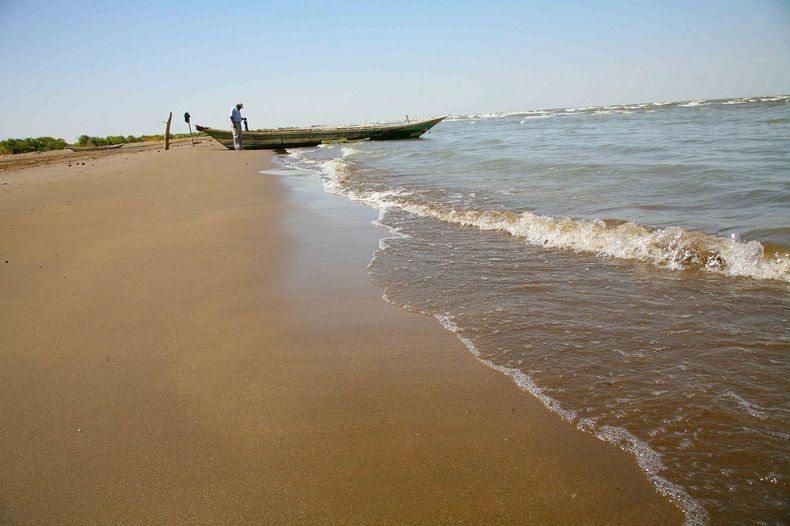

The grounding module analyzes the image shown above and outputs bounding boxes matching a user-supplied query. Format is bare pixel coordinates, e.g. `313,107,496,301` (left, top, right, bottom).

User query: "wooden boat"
195,116,446,150
68,144,124,152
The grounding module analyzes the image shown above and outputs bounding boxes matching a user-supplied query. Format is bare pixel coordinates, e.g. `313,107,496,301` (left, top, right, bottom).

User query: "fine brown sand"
0,141,682,524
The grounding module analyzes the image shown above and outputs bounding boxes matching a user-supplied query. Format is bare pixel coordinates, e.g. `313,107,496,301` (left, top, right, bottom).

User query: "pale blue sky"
1,0,788,141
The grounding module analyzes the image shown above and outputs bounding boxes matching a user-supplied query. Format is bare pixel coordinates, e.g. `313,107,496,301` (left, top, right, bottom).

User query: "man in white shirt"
230,103,244,150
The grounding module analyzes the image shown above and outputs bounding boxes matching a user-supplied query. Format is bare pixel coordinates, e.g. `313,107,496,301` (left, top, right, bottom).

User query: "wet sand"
0,142,682,524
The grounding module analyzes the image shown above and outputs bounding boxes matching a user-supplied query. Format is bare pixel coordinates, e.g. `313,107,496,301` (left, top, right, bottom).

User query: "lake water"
280,95,789,524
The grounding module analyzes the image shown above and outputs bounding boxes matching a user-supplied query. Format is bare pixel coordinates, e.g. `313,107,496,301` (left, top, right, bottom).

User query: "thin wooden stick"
164,112,172,150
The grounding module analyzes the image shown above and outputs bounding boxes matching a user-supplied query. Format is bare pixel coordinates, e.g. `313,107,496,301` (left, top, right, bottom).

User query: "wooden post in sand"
164,112,172,150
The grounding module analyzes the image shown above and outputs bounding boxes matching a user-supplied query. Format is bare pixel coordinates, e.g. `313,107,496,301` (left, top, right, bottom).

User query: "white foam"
369,208,411,274
340,146,359,158
446,95,788,123
433,313,708,525
724,390,769,420
282,147,718,524
594,426,709,525
436,315,577,421
372,202,789,282
519,114,553,123
287,150,790,283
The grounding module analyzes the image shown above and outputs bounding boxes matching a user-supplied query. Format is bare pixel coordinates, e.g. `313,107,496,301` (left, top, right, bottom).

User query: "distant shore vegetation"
0,133,198,155
0,137,68,155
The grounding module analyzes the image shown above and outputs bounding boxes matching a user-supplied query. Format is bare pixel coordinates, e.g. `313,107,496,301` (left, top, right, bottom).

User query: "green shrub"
0,137,68,154
1,131,203,155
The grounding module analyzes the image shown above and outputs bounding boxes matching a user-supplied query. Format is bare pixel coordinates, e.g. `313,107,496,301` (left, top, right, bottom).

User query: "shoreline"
0,142,682,523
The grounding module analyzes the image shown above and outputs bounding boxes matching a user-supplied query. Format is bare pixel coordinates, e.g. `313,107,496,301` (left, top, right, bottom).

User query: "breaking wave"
286,153,789,283
446,94,789,121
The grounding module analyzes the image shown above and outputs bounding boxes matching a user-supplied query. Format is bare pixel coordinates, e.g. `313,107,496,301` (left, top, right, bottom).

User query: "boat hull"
195,116,446,150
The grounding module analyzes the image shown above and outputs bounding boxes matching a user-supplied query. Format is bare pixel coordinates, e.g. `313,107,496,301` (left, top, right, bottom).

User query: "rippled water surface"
281,96,790,524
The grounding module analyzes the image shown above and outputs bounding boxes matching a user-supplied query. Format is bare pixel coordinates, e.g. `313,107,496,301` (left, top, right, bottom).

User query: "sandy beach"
0,142,682,524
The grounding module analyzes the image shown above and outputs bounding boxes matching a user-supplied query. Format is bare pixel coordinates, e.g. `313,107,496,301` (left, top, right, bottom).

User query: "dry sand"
0,141,682,524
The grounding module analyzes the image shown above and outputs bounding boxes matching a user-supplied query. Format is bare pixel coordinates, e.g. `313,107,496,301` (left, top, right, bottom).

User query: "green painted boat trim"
195,116,447,150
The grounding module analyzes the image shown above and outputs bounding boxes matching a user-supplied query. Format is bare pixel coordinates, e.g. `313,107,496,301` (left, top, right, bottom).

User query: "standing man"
230,103,244,150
